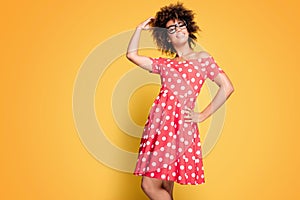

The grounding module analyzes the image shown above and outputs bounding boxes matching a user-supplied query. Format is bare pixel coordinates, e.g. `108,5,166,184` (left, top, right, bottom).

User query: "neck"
174,43,193,57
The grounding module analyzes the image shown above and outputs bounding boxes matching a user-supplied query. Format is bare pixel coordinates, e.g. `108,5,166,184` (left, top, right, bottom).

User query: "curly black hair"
150,2,201,56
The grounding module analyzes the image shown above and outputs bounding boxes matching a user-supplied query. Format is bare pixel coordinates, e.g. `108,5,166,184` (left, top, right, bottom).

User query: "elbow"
228,84,234,93
217,75,234,98
226,85,234,97
126,52,136,61
126,52,132,61
219,83,234,98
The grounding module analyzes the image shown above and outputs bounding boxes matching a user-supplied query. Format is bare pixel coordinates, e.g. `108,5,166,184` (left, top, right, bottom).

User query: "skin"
127,17,234,200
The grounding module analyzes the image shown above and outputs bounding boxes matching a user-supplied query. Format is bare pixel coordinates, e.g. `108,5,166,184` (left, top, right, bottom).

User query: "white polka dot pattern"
134,56,224,185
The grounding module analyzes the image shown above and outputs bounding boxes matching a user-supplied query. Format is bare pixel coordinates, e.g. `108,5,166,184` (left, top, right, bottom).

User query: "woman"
126,3,234,200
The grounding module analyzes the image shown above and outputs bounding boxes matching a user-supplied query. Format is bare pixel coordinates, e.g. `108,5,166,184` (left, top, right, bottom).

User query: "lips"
176,32,185,39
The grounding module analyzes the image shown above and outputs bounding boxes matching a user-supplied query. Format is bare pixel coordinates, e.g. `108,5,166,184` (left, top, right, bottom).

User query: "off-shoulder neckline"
161,56,212,63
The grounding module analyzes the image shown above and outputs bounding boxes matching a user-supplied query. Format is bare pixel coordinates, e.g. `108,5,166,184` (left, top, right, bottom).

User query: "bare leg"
141,176,174,200
162,180,174,200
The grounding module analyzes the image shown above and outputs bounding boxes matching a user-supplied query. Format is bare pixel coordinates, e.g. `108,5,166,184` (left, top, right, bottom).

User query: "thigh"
142,176,164,189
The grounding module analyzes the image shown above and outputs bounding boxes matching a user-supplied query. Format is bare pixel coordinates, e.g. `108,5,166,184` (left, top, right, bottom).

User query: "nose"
175,25,183,33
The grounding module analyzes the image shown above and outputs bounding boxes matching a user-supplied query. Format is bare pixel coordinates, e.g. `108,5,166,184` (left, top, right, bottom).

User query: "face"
165,19,189,44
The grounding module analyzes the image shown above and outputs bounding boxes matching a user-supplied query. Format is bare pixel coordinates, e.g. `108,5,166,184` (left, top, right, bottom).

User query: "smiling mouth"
176,32,185,39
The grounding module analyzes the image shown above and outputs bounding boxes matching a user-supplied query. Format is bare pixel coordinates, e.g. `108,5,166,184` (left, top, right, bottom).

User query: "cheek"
167,34,176,40
183,29,189,34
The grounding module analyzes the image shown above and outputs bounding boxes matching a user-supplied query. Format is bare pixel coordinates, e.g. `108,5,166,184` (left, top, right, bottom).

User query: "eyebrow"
166,21,185,29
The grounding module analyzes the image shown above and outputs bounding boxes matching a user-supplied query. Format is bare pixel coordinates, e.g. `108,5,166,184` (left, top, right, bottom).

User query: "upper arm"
197,51,225,81
197,50,234,92
126,53,153,72
213,70,234,93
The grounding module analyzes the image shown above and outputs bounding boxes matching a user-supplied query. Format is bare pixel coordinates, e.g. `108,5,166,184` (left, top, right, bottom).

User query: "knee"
141,177,154,194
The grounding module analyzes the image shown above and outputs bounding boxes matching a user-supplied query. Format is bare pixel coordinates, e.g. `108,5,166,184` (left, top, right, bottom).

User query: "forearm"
200,85,233,120
126,27,142,57
126,17,154,68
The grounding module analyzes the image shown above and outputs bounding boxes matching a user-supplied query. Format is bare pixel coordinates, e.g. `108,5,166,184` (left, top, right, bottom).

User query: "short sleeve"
148,57,164,74
203,56,225,81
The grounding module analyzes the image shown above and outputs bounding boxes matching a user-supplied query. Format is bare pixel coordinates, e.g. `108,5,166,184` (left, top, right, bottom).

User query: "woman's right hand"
127,17,155,72
137,17,155,30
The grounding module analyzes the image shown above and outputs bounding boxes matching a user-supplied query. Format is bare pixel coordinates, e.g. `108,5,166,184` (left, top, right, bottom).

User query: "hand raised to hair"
137,17,155,30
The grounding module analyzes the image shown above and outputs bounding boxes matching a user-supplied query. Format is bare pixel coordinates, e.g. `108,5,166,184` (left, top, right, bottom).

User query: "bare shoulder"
195,51,212,59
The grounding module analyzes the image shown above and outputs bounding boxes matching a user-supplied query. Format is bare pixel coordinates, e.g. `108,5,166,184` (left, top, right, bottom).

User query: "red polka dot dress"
134,55,225,185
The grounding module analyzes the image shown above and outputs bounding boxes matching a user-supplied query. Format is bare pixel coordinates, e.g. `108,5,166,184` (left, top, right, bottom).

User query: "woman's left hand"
183,107,205,123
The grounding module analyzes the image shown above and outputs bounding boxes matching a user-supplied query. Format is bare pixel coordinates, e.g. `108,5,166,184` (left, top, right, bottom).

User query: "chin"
173,37,189,45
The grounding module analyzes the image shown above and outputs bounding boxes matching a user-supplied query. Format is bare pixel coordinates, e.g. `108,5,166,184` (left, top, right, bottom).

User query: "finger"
183,115,191,119
183,111,191,116
184,108,193,113
185,107,192,112
182,110,190,115
143,17,155,30
146,17,155,23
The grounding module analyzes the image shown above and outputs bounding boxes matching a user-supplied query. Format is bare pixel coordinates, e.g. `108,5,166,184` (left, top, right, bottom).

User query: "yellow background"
1,0,300,199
